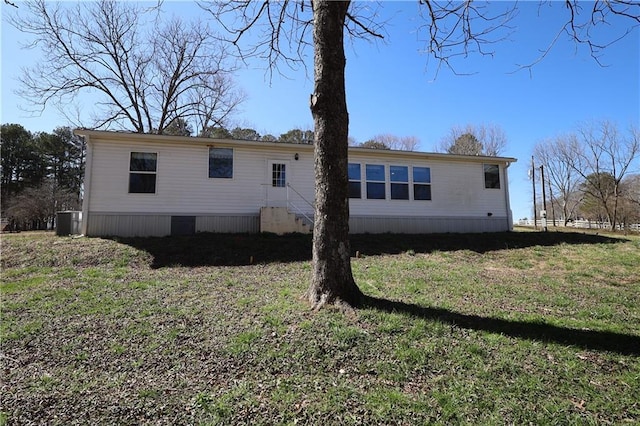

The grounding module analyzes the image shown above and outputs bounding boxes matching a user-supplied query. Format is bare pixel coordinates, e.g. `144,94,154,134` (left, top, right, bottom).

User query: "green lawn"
1,229,639,425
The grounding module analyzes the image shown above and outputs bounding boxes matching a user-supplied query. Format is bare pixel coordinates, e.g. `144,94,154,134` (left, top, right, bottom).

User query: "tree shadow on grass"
350,230,628,257
116,230,629,268
116,232,313,268
362,295,640,356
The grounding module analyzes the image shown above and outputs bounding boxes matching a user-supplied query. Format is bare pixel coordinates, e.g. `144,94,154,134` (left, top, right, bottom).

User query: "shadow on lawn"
363,295,640,356
116,230,627,268
351,231,628,257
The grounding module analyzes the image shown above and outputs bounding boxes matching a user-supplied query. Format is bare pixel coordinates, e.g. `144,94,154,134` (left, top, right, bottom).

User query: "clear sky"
2,1,639,221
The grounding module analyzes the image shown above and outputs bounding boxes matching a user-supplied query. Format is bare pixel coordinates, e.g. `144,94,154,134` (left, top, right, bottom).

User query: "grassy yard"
1,229,639,425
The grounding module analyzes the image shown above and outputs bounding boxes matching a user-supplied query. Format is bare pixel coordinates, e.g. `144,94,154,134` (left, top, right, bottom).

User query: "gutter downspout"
504,162,513,231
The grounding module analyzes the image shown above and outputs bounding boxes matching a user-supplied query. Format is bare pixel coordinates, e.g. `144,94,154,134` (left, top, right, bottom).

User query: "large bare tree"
571,120,640,230
534,122,639,229
203,0,638,310
439,124,508,156
9,0,244,134
306,1,363,308
534,135,584,225
366,134,421,151
619,174,640,229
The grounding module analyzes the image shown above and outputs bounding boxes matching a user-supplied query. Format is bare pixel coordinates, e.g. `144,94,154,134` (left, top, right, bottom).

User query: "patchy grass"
1,230,639,425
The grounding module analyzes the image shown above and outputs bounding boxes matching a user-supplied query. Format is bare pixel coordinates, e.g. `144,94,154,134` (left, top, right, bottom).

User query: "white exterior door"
266,160,289,207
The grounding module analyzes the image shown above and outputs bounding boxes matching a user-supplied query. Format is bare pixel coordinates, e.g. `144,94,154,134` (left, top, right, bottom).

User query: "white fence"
517,219,640,232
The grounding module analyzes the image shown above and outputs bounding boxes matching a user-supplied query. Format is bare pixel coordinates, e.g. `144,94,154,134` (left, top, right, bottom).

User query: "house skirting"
85,213,260,237
85,212,510,237
349,215,511,234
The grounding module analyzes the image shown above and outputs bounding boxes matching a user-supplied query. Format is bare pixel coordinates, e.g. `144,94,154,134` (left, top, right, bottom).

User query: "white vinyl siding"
81,131,513,236
88,138,316,217
346,156,507,218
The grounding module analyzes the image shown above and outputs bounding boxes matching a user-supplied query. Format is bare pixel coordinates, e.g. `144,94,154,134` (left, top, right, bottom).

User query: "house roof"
74,129,518,165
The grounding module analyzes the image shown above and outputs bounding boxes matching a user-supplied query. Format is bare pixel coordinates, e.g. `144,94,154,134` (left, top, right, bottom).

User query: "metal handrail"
286,183,314,227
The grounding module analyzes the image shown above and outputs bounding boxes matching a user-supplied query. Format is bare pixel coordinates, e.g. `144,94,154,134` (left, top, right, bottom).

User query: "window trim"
128,151,158,194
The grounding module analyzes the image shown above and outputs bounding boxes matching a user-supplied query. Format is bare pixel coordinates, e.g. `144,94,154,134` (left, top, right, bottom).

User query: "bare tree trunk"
610,184,620,231
307,0,363,310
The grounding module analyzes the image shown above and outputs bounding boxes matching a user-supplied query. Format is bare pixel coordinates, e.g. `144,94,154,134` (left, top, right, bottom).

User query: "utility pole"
548,174,557,227
531,156,537,230
540,164,548,232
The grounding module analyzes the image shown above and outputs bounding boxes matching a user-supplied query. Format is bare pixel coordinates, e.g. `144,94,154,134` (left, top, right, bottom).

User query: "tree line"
1,124,85,231
532,120,639,231
164,122,426,149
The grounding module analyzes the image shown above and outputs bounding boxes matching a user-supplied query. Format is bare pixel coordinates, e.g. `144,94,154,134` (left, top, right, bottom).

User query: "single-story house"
74,129,517,237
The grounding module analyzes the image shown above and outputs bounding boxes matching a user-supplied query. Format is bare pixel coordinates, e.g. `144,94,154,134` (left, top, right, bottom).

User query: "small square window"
130,152,157,172
413,167,431,184
366,182,385,199
129,173,156,194
366,164,385,181
414,184,432,201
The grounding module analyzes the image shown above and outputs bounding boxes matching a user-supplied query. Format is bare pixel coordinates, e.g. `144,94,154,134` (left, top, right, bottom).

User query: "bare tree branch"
514,0,640,73
417,1,518,76
8,0,243,134
198,0,386,80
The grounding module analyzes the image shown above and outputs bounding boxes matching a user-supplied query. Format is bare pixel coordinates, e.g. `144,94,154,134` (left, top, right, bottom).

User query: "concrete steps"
260,207,312,234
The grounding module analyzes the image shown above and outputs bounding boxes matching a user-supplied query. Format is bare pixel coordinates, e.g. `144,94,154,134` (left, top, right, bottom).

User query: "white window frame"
128,151,157,194
365,164,386,200
412,166,432,201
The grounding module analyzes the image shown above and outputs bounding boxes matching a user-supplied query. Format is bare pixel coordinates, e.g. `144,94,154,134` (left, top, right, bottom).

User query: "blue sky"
2,1,639,221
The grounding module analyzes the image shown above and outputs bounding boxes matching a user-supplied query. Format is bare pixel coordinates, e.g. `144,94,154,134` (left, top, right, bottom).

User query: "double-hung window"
390,165,409,200
366,164,386,199
348,163,362,198
209,148,233,178
129,152,157,194
413,166,431,200
484,164,500,189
